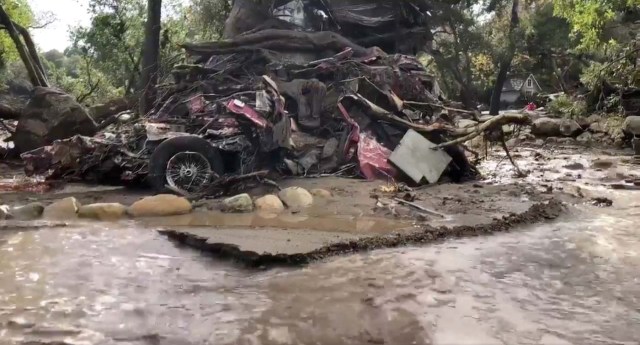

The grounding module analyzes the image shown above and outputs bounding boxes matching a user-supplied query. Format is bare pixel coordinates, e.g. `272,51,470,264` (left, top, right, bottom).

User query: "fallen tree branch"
434,113,532,148
182,29,372,60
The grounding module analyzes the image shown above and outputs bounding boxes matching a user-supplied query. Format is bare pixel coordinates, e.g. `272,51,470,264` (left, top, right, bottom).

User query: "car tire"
148,136,224,194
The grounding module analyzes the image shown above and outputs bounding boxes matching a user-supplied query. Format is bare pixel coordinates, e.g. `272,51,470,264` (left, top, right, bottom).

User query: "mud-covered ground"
1,142,639,345
3,140,636,266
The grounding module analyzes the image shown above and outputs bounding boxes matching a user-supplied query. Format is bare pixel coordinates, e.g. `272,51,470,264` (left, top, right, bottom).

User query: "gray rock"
531,118,562,137
623,116,640,135
43,197,81,220
222,194,254,213
10,202,45,220
559,119,582,137
254,195,285,213
589,121,606,133
586,114,602,125
13,87,98,153
128,194,192,218
278,187,314,209
576,131,593,144
78,203,127,221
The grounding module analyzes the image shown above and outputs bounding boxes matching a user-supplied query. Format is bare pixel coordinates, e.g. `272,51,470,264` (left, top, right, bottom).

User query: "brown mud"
160,199,564,268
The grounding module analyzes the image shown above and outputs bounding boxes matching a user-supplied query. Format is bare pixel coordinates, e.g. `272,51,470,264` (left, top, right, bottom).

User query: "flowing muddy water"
1,152,640,344
1,194,639,345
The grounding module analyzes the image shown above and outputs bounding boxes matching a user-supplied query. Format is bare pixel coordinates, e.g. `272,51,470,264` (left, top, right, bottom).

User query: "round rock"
278,187,313,209
78,203,127,221
254,195,285,213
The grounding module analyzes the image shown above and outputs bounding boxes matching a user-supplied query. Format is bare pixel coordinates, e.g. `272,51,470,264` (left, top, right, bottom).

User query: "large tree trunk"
489,0,520,115
0,5,48,88
139,0,162,116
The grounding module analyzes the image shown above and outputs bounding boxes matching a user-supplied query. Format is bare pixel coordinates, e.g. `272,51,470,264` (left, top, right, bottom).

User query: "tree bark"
13,23,49,87
0,5,47,87
139,0,162,116
489,0,519,115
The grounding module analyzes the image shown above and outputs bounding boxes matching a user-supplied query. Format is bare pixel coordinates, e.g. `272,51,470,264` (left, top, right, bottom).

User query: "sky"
27,0,90,52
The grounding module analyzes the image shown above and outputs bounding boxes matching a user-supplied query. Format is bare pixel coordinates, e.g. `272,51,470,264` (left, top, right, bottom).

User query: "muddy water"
1,190,640,342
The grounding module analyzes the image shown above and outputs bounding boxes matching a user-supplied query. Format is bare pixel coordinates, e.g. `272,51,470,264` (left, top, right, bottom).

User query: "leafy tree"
0,0,32,67
554,0,640,50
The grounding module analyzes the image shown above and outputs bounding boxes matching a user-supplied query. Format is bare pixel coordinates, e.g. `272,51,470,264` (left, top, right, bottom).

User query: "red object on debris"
225,99,269,128
338,103,397,180
188,94,206,114
357,131,397,180
526,102,537,111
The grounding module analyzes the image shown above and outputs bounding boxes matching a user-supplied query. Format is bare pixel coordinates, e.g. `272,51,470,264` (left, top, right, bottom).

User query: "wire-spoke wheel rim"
165,151,212,194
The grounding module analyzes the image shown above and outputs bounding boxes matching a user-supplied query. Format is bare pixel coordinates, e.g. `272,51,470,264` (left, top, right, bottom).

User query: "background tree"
139,0,162,115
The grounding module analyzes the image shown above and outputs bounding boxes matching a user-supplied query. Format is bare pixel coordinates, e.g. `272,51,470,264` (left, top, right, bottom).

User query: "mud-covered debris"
590,197,613,207
389,129,452,184
0,204,10,220
16,0,533,196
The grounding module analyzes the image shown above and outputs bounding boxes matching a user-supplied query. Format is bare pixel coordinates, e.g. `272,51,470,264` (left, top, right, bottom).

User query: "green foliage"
554,0,640,50
0,0,34,66
581,43,640,89
547,94,588,118
42,50,120,105
185,0,232,40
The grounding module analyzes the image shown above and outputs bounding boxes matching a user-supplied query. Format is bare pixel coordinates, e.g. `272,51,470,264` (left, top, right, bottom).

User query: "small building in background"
500,74,543,108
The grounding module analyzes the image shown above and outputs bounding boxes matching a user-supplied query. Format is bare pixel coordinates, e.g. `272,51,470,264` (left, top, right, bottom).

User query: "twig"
499,136,526,177
393,198,447,218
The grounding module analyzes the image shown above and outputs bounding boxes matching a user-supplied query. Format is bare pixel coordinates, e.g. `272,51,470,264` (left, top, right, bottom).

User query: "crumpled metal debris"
20,8,479,190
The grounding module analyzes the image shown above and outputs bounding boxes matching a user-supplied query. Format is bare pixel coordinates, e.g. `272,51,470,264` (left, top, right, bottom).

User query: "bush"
547,94,587,118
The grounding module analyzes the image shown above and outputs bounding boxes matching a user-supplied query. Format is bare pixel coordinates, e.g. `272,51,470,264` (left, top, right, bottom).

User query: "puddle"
142,211,416,234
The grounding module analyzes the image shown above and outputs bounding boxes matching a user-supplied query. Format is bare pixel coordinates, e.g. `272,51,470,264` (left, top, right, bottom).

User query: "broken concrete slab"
162,227,364,256
389,129,452,184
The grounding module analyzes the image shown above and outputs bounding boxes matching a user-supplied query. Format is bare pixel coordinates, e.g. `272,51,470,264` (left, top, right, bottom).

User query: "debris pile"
19,2,530,196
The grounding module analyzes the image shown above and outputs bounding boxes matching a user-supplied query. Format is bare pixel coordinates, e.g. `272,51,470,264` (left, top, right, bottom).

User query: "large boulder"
531,118,562,137
128,195,192,218
78,203,128,221
532,118,581,137
559,120,582,137
222,194,254,213
254,195,285,213
12,87,97,153
623,116,640,135
278,187,314,209
43,197,81,220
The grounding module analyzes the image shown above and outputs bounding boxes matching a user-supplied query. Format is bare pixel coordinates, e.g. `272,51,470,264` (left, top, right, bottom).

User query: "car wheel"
148,136,224,195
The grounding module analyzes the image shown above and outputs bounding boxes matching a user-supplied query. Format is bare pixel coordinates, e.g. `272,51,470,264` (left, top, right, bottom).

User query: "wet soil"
1,143,640,344
160,199,564,267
